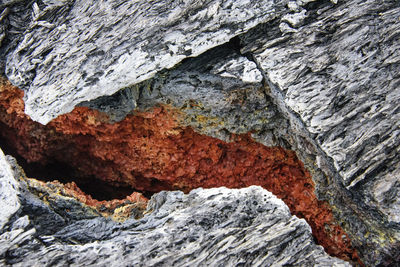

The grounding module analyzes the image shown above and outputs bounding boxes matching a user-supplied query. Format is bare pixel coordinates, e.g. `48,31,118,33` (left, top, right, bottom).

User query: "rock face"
239,0,400,264
0,0,399,265
3,0,293,124
241,0,400,223
0,151,349,266
0,149,20,230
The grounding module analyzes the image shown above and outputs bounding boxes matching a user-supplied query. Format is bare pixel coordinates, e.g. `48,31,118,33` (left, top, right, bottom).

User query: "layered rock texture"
0,0,399,266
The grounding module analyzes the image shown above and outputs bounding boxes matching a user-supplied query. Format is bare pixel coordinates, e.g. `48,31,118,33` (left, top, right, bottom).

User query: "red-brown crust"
0,78,361,263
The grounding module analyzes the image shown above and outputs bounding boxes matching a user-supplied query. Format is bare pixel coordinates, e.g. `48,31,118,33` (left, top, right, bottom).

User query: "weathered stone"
2,0,298,124
0,0,399,265
239,0,400,264
81,44,272,143
127,44,278,143
0,153,349,266
242,0,400,196
0,148,19,230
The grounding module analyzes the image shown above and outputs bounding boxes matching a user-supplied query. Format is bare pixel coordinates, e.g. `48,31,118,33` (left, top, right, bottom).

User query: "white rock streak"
0,149,20,230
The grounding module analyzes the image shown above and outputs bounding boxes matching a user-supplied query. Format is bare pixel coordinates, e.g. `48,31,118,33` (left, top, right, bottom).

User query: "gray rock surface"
3,0,294,124
238,0,400,263
237,1,400,264
1,0,400,265
0,149,20,230
242,0,400,204
0,151,349,266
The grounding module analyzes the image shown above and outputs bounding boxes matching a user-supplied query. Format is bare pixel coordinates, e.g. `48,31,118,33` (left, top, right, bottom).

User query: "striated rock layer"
1,0,400,265
241,0,400,224
239,0,400,264
0,78,359,262
0,150,350,266
3,0,294,124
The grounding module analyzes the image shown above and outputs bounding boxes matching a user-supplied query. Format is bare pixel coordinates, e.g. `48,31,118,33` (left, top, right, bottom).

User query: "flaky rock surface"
241,0,400,223
0,151,349,266
1,0,400,265
239,1,400,264
3,0,294,124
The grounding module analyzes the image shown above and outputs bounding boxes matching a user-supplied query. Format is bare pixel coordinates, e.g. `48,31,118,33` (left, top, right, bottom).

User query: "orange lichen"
0,77,361,263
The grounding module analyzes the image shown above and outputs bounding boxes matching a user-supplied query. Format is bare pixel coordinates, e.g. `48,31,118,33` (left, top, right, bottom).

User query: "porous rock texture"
0,79,358,262
0,0,400,266
0,151,350,266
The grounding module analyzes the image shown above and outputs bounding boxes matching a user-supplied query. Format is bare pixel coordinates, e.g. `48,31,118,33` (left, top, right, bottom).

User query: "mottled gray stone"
240,0,400,264
242,0,400,222
0,150,20,230
0,0,33,74
3,0,295,124
244,0,400,190
1,0,399,265
79,84,140,122
0,153,348,266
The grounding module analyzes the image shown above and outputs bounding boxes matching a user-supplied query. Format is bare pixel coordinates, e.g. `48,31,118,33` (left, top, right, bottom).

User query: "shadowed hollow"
0,78,360,263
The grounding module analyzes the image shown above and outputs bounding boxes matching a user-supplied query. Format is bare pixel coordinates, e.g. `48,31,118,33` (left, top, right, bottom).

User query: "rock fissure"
0,77,360,263
0,0,399,265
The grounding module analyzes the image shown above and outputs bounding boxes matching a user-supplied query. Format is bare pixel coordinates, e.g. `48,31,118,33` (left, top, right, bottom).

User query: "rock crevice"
0,78,360,262
0,152,350,266
1,0,399,265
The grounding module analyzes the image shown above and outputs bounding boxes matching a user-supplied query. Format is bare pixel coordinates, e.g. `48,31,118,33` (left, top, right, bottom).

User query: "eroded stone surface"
0,148,19,230
0,152,349,266
0,0,399,265
81,44,276,144
238,0,400,264
242,0,400,223
2,0,299,124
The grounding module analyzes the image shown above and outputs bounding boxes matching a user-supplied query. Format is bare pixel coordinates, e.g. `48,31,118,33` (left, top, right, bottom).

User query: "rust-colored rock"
0,77,360,263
